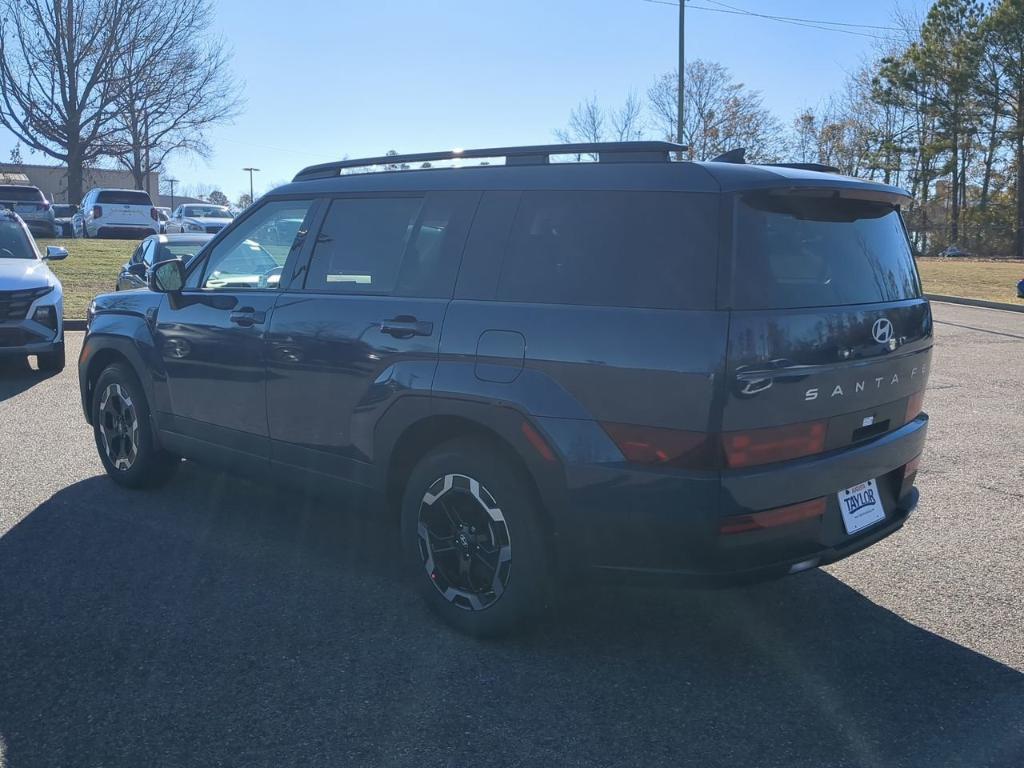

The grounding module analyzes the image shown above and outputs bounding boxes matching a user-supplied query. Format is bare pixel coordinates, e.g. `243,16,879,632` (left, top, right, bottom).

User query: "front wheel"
400,437,551,636
92,363,178,488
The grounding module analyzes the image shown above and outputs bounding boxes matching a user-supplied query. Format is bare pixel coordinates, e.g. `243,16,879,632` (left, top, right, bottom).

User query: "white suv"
0,210,67,371
80,188,159,239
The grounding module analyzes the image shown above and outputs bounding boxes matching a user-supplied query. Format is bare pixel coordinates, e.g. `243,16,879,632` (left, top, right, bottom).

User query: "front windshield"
184,205,232,218
0,218,36,259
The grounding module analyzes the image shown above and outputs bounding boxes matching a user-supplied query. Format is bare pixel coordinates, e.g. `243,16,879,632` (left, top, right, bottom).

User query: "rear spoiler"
745,185,912,206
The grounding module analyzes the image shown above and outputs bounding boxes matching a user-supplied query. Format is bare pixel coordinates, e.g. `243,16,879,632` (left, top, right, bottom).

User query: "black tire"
400,437,550,637
92,362,178,488
37,343,65,373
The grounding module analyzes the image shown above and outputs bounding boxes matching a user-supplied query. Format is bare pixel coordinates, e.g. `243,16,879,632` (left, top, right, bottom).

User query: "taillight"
150,207,158,221
722,420,827,469
601,422,717,470
905,390,925,423
719,497,827,535
93,205,102,219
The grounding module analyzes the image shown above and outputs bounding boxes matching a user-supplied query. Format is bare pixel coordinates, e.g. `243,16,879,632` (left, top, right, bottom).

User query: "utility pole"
243,167,260,206
166,177,178,211
677,0,685,157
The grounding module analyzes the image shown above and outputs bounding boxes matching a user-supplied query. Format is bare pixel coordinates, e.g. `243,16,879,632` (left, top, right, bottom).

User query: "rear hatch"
95,190,155,227
0,186,49,221
720,188,930,516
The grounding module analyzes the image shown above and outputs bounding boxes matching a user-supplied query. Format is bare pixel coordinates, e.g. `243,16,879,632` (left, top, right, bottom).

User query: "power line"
703,0,902,32
639,0,901,42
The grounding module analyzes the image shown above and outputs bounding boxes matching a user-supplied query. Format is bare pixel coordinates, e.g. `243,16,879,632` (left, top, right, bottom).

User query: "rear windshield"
0,219,36,258
733,193,920,310
96,190,153,205
0,186,44,202
496,191,718,310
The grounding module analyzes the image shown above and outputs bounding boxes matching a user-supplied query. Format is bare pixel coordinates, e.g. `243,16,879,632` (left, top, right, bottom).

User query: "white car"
165,203,235,235
79,188,159,239
0,210,67,371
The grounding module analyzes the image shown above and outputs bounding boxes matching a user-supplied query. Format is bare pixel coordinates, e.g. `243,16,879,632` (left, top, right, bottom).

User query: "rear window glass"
733,193,920,309
96,190,153,205
0,186,43,202
495,191,717,310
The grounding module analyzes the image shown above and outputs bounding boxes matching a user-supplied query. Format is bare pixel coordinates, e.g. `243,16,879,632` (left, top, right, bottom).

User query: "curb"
925,294,1024,314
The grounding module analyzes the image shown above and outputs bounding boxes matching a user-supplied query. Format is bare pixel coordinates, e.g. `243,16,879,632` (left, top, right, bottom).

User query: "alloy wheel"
97,382,140,471
416,473,512,611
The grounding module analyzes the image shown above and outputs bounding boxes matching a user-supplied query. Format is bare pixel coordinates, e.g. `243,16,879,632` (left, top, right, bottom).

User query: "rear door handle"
378,316,433,338
229,307,266,327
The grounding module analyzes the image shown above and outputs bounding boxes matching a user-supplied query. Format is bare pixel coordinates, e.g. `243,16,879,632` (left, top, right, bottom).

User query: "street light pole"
166,178,178,211
243,167,260,207
677,0,685,156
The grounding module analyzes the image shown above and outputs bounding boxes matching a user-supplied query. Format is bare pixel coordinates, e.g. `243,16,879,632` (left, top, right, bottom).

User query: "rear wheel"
92,363,178,488
400,437,550,636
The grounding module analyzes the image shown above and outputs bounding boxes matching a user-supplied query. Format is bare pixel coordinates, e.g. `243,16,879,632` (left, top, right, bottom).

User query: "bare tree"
611,91,644,141
111,0,243,192
0,0,140,202
649,60,785,163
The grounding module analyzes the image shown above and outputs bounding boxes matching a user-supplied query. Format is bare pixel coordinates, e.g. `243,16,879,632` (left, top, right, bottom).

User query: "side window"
195,199,314,290
304,192,476,298
142,239,157,265
130,242,146,264
495,191,718,310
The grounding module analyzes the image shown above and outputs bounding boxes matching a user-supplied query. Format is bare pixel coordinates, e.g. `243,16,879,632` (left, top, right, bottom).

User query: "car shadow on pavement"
0,356,58,402
1,465,1021,768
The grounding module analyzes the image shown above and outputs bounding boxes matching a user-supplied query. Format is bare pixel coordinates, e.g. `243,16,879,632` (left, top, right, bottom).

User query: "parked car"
0,209,67,371
939,244,969,258
79,188,159,239
156,207,171,234
116,233,213,291
52,204,79,237
1017,277,1023,298
165,203,234,235
79,142,932,636
0,185,57,238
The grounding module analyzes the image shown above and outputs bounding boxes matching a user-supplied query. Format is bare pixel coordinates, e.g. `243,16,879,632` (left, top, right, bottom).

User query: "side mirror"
44,245,68,261
149,258,185,293
128,262,147,278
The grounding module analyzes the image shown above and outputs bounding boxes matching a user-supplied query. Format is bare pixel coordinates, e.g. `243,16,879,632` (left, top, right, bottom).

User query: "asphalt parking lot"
1,301,1022,768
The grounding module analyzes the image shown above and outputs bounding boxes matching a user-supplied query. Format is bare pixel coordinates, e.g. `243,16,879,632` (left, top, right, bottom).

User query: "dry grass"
916,257,1024,307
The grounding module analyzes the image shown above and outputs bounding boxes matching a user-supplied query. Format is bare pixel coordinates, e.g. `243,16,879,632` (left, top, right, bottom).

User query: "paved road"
1,302,1022,768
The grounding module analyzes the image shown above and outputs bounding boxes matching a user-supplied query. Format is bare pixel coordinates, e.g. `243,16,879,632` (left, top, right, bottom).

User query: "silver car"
0,185,57,238
165,203,234,235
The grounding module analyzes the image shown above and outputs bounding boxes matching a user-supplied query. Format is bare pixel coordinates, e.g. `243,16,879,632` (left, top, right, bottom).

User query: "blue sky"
2,0,931,200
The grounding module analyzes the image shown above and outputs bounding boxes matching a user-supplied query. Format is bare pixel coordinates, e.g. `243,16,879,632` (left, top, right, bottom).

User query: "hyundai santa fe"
78,141,931,636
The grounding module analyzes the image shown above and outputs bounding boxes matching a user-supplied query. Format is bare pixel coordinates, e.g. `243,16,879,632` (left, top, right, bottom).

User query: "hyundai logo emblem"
872,317,894,345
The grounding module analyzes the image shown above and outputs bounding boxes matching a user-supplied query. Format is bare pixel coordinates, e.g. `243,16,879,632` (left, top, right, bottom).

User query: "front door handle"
378,316,433,338
229,307,266,327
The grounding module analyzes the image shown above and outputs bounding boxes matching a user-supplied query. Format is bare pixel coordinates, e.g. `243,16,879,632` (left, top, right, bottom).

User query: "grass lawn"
38,238,1024,319
43,237,135,319
916,258,1024,308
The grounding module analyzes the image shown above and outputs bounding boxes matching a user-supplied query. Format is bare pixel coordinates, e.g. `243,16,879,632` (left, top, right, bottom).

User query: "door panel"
153,198,317,459
266,191,478,482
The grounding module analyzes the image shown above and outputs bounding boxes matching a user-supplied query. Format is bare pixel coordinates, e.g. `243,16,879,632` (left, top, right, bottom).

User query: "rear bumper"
552,415,928,581
24,220,58,238
95,224,158,238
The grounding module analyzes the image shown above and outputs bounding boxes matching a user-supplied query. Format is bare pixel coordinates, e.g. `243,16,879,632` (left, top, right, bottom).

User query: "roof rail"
767,161,841,174
292,141,688,181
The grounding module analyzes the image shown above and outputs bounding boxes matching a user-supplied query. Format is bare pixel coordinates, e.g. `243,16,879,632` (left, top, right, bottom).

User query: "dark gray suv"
78,142,931,635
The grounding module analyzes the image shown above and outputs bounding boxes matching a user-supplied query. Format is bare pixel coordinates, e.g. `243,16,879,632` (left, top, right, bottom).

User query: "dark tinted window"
495,191,717,310
306,192,476,297
52,205,75,217
733,193,920,309
0,186,44,202
0,219,36,258
96,190,152,205
158,242,207,263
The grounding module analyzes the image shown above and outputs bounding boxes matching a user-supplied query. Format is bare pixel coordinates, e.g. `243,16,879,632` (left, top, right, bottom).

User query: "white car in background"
79,188,159,239
0,210,67,371
165,203,235,235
